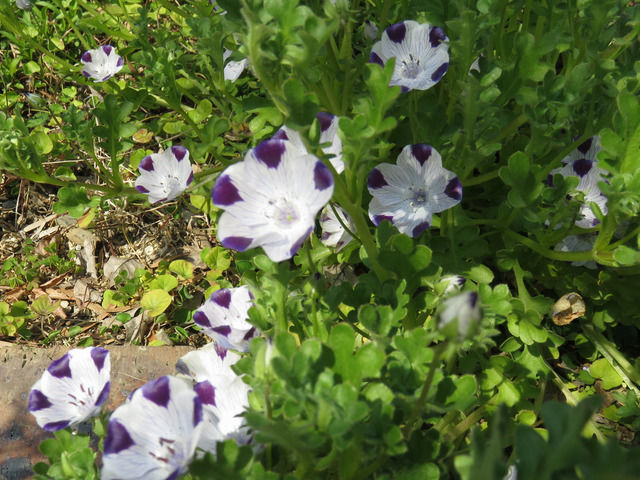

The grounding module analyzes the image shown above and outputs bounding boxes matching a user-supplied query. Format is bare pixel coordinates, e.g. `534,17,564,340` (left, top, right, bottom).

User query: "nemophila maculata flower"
212,138,334,262
550,136,608,229
223,49,248,82
368,144,462,238
319,204,355,251
438,275,466,295
176,344,252,452
273,112,344,173
28,347,110,431
101,376,203,480
370,20,449,91
193,286,258,352
135,145,194,204
80,45,124,82
438,291,481,339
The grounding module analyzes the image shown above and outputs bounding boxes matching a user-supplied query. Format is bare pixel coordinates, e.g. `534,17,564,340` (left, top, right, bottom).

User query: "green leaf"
499,152,543,208
169,259,194,279
283,78,318,128
141,289,172,317
149,274,179,291
31,131,53,155
590,358,623,390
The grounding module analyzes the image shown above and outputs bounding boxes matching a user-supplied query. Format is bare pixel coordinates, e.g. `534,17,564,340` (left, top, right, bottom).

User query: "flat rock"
0,344,193,479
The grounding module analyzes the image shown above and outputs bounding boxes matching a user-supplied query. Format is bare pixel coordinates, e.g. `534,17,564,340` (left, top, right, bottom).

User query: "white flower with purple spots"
367,144,462,237
101,376,203,480
212,138,334,262
273,112,344,173
550,136,608,229
223,49,248,82
194,286,258,352
370,20,449,92
438,275,466,295
176,344,252,452
80,45,124,82
134,145,194,204
28,347,110,431
438,291,481,338
319,204,355,251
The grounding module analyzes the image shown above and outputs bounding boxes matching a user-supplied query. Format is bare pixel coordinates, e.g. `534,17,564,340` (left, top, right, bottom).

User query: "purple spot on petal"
96,381,110,407
411,144,433,165
214,343,228,359
573,158,593,177
577,137,593,154
194,381,216,406
187,170,194,185
28,389,52,411
321,231,331,241
171,145,187,161
175,359,190,376
43,420,70,432
373,214,393,226
168,470,180,480
193,310,212,328
254,139,285,168
317,112,334,132
102,45,113,56
592,218,600,226
429,26,447,47
444,177,463,201
431,62,448,83
116,57,124,67
314,162,333,190
193,396,203,426
386,22,407,43
272,129,289,141
368,168,388,189
290,227,313,257
210,289,231,308
142,376,171,408
412,222,430,237
101,74,112,82
546,174,554,187
81,51,92,63
243,326,256,340
82,71,90,78
222,236,253,251
212,325,232,337
469,291,479,308
90,347,109,372
139,156,154,172
48,354,72,379
212,174,242,206
104,420,135,454
135,185,150,194
369,51,384,66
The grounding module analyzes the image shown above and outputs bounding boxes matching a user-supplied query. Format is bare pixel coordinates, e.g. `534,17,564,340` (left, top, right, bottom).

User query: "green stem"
331,173,389,282
503,229,595,262
403,342,447,441
462,168,500,187
582,324,640,397
52,0,91,50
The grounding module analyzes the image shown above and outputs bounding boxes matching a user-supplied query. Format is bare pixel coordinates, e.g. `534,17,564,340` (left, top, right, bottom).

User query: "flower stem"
403,342,447,441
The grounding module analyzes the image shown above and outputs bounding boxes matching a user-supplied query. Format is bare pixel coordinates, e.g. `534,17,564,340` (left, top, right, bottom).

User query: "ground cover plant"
2,0,640,478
